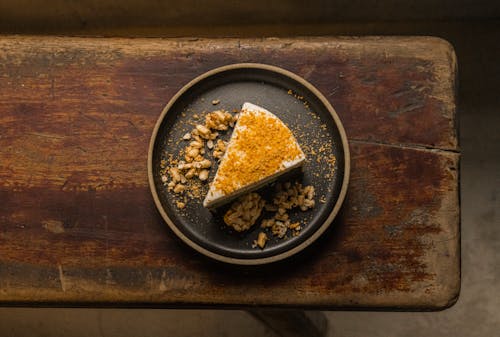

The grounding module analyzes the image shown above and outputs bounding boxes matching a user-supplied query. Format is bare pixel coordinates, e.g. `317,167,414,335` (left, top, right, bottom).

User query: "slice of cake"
203,102,305,208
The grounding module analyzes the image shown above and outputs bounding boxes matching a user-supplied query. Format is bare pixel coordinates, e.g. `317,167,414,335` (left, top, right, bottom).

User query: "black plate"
148,63,349,265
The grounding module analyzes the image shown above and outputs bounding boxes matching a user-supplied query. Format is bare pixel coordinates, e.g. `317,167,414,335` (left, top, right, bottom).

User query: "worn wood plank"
0,36,459,309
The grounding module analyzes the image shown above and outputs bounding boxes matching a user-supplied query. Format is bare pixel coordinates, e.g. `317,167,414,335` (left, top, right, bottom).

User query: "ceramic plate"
148,63,349,265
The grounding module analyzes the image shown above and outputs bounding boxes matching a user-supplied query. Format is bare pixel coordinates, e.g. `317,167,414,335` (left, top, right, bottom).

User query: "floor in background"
0,21,498,337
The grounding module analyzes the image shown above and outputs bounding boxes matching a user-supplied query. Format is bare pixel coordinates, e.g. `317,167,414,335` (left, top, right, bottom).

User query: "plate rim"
147,63,350,265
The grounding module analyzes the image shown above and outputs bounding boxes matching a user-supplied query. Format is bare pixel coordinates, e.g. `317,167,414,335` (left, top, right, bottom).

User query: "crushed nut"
185,168,196,179
261,218,275,228
186,147,199,158
213,139,227,159
224,193,265,232
177,161,189,170
255,232,268,249
189,140,203,149
176,201,186,209
179,174,187,184
274,211,289,222
211,99,220,105
205,110,234,130
198,159,212,168
196,124,211,138
225,182,315,249
198,169,209,181
271,182,315,211
173,184,185,194
169,168,181,182
271,220,287,238
182,133,191,140
302,198,315,210
216,139,226,151
304,185,315,200
256,182,316,246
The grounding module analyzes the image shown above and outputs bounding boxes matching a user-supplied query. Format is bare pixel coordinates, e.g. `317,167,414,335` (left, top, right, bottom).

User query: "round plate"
148,63,350,265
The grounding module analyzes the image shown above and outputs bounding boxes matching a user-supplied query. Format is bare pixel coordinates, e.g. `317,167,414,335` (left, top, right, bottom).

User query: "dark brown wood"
0,36,459,309
1,1,498,34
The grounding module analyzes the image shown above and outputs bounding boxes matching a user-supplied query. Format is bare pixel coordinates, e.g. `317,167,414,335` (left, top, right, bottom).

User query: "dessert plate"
148,63,349,265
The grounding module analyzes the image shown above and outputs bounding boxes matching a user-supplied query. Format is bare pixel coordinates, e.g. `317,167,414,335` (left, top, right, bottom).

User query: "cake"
203,102,305,208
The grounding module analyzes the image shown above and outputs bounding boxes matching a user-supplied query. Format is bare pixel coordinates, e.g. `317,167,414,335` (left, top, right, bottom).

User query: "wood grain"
0,36,459,309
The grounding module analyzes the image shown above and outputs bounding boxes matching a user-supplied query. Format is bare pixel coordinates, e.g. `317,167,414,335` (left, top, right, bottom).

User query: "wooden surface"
0,36,459,309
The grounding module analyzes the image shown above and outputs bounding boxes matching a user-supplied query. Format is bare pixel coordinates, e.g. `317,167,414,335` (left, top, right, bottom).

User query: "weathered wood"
0,36,459,309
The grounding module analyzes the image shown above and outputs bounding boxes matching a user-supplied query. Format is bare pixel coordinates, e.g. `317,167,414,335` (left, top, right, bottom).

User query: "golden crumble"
213,109,303,195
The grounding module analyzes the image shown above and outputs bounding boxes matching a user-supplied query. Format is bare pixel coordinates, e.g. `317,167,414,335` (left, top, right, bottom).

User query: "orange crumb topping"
213,109,303,194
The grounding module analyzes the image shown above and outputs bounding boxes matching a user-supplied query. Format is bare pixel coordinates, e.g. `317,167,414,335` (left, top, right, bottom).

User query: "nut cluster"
163,109,237,200
267,182,316,212
212,139,227,159
260,182,315,239
205,110,236,130
224,182,316,249
223,193,265,232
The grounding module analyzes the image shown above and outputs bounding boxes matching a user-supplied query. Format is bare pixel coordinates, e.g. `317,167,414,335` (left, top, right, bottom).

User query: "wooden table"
0,37,459,324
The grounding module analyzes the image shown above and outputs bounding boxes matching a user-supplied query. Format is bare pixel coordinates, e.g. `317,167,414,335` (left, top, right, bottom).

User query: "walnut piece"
213,139,227,159
223,193,265,232
255,232,268,249
205,110,236,131
258,182,316,241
